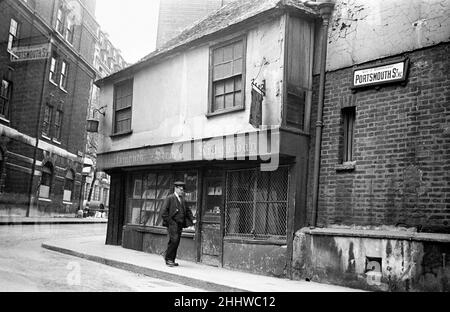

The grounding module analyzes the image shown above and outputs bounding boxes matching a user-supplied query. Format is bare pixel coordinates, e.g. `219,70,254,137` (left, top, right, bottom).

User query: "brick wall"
307,43,450,233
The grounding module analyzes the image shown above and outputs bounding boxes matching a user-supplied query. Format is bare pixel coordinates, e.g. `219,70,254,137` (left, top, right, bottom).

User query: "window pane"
234,76,242,91
225,79,234,93
213,63,232,81
214,95,224,111
233,42,243,58
224,93,234,109
233,58,242,75
214,81,224,96
234,91,242,107
213,48,224,65
223,45,233,62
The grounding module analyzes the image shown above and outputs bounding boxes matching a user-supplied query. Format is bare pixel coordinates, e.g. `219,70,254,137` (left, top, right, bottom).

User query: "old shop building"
97,0,450,291
96,0,324,276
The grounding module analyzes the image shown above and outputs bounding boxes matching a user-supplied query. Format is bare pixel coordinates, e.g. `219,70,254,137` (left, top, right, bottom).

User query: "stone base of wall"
292,227,450,292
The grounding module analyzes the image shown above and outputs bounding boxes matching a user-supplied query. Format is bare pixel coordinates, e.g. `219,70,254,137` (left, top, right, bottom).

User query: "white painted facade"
97,17,286,154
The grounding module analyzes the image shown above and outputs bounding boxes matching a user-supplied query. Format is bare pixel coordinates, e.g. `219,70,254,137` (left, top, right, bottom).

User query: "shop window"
209,37,245,115
341,106,356,162
225,166,289,240
113,79,133,134
63,170,74,202
39,163,53,198
127,170,198,230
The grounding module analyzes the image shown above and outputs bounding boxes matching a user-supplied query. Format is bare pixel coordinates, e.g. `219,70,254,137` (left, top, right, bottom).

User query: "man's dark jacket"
161,194,194,228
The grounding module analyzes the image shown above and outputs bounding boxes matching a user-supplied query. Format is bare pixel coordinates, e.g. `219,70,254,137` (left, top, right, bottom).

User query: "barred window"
225,167,289,240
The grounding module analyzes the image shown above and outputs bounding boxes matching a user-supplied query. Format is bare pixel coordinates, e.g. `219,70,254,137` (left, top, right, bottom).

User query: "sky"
95,0,160,64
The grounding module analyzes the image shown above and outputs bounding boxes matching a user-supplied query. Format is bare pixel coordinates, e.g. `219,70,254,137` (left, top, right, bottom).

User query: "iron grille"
225,166,289,240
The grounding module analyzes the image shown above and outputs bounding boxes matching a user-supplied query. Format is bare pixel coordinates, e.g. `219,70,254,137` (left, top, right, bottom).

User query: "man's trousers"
165,222,183,262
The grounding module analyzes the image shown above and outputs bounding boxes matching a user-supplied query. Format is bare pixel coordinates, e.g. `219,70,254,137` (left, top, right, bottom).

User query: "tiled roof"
96,0,318,85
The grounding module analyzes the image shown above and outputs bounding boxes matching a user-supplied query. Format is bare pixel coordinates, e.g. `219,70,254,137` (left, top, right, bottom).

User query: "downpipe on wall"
305,1,335,228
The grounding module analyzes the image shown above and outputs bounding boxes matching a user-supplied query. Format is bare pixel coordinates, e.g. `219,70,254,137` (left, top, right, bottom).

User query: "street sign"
10,43,51,62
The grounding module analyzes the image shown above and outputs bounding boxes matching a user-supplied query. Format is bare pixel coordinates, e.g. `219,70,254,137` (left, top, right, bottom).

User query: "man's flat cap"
174,181,186,187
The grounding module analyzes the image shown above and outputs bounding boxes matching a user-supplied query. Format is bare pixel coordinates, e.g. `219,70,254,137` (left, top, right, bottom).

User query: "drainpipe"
305,1,335,228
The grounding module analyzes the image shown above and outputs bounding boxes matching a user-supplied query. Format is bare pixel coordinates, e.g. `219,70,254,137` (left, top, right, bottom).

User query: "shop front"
101,129,308,277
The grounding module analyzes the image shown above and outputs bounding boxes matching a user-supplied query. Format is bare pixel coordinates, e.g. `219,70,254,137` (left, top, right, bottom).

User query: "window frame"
63,170,75,202
224,166,290,241
0,79,12,119
56,7,65,36
42,104,53,138
59,60,69,91
7,18,19,53
112,78,133,136
54,109,63,141
49,56,58,85
342,106,356,163
39,163,53,199
207,35,247,117
65,16,74,44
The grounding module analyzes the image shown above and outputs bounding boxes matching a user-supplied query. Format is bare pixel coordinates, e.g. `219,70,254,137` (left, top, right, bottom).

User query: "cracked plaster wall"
320,0,450,72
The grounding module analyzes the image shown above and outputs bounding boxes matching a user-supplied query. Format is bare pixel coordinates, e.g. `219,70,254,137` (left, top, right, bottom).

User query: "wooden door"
200,175,224,266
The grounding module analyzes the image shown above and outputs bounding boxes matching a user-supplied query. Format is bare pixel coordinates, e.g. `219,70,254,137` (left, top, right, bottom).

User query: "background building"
156,0,235,48
0,0,98,217
0,0,127,217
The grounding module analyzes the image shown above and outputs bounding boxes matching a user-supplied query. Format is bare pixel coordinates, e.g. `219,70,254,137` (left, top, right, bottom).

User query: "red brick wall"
307,43,450,233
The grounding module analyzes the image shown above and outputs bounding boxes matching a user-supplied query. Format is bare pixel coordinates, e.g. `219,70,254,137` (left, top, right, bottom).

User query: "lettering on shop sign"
10,43,51,62
352,58,409,89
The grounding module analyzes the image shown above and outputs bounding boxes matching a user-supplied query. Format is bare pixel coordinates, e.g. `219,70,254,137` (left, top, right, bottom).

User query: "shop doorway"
200,172,225,266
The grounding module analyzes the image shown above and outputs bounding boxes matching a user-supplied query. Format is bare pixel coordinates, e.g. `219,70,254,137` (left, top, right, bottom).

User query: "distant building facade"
156,0,235,48
0,0,100,216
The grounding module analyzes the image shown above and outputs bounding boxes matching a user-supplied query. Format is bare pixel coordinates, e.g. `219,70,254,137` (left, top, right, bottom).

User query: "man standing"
161,181,196,267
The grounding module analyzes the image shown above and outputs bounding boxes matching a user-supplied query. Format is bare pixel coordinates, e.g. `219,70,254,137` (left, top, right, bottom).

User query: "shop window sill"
124,224,195,238
224,237,287,246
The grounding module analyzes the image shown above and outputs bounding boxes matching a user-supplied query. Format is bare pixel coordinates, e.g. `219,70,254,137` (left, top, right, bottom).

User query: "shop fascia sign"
352,58,409,89
10,43,51,62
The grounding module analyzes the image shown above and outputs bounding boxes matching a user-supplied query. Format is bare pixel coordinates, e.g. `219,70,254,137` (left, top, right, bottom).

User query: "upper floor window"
65,17,74,44
0,79,12,119
60,61,69,91
113,79,133,134
209,37,245,115
7,19,19,52
49,56,58,84
56,8,65,35
42,104,53,137
54,110,63,141
341,106,356,163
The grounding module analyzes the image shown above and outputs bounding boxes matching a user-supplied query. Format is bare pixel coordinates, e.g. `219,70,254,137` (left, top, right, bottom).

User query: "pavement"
41,235,366,292
0,216,108,225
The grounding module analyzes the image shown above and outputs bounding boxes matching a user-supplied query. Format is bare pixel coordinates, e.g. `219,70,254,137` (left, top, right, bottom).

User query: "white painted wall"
316,0,450,72
98,17,286,154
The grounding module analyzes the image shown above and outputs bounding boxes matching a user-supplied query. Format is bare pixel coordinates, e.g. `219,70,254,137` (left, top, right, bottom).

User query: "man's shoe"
166,260,176,267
